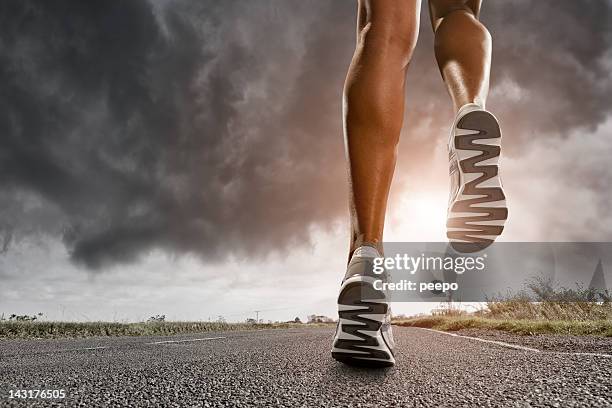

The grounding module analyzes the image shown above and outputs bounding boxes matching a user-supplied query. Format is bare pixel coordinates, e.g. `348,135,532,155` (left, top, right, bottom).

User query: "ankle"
456,102,484,118
349,236,383,260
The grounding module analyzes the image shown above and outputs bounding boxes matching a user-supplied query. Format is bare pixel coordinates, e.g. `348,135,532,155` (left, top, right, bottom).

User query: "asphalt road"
1,327,611,407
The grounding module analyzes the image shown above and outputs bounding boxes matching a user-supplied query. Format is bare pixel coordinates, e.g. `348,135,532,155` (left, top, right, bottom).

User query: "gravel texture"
1,327,611,407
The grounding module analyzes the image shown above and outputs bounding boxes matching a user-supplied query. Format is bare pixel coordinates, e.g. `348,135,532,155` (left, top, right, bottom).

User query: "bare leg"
429,0,490,111
430,0,508,249
344,0,421,257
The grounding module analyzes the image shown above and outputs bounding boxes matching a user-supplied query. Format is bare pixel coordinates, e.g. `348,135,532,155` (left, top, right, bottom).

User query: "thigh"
428,0,482,29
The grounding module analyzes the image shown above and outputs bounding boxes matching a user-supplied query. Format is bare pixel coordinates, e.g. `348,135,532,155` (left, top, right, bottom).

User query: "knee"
435,11,491,48
430,0,478,20
430,0,486,33
358,11,419,66
431,1,490,42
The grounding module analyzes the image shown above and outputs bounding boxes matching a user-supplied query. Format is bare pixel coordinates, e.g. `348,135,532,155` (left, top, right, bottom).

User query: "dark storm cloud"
0,0,611,268
485,0,612,139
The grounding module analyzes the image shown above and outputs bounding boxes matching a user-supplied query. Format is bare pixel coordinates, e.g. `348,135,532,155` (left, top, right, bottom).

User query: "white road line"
416,328,612,358
147,336,226,345
418,327,541,352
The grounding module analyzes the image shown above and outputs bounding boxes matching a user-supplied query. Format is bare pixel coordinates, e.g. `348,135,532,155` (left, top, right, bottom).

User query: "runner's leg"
344,0,421,257
429,0,489,110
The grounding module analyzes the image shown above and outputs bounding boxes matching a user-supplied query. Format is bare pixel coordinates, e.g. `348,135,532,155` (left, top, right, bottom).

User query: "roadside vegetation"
394,277,612,336
0,313,330,339
0,320,319,339
394,315,612,336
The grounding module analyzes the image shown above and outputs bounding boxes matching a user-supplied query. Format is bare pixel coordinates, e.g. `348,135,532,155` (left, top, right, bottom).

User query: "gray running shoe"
447,103,508,252
331,245,395,367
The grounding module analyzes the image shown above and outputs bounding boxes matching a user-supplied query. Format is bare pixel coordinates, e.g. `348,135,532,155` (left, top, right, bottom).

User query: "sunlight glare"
386,191,448,242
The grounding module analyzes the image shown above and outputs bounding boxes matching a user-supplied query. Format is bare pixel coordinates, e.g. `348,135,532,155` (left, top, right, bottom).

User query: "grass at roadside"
393,276,612,337
0,321,327,340
393,316,612,337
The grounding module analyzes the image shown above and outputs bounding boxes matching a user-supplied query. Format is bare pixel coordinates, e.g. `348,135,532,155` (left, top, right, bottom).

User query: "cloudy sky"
1,1,611,322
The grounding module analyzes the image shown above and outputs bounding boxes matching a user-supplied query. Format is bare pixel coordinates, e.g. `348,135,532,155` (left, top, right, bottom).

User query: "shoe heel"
448,110,508,251
331,279,395,367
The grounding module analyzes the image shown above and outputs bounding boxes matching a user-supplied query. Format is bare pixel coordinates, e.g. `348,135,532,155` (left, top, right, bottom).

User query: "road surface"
1,327,611,407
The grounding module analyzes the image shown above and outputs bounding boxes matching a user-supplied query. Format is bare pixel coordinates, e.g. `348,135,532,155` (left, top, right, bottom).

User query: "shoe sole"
447,110,508,253
331,277,395,368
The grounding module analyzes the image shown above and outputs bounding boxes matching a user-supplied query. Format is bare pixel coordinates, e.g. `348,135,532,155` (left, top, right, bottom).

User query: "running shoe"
447,103,508,252
331,245,395,367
